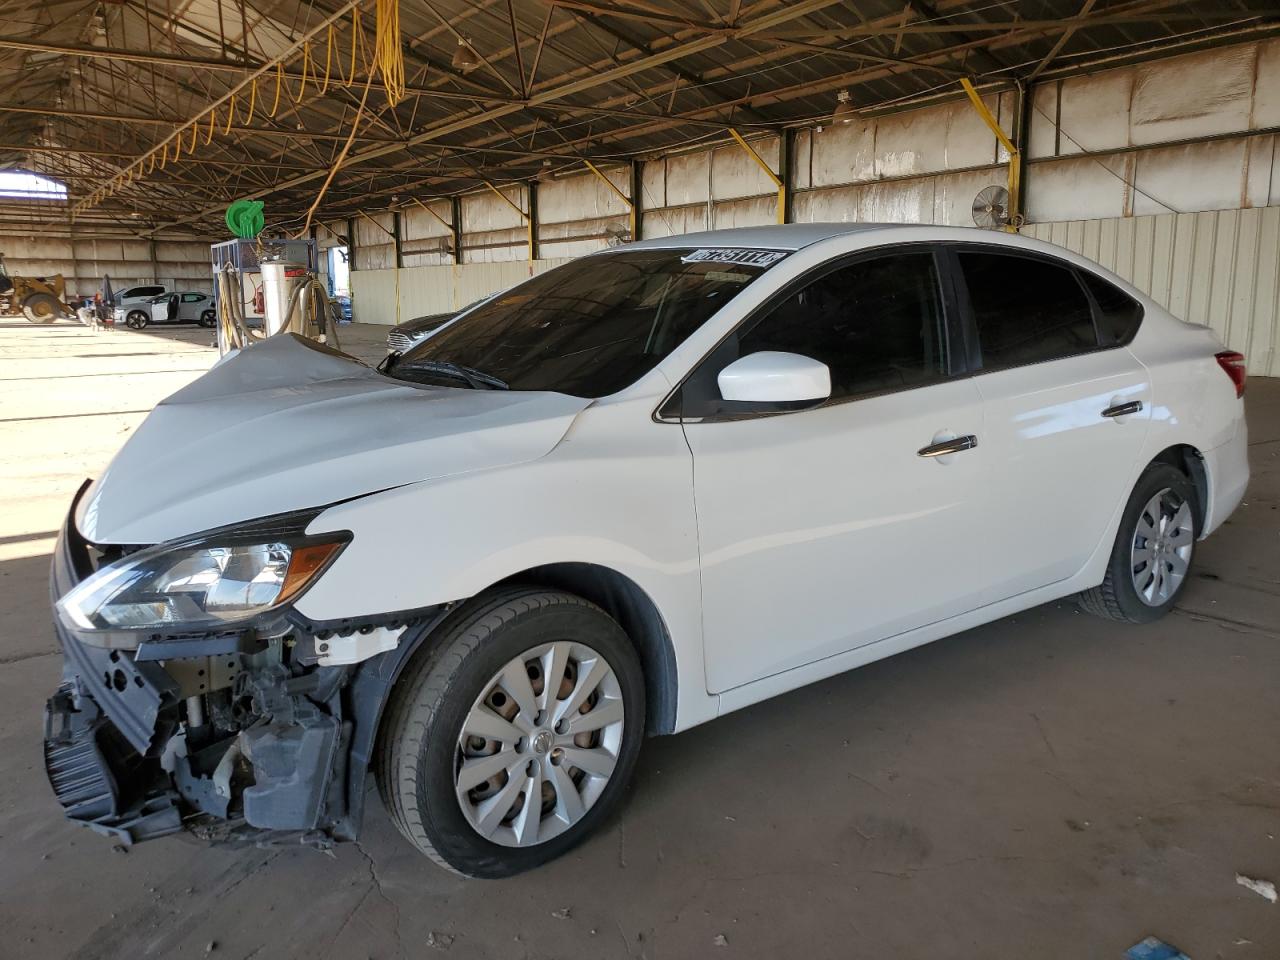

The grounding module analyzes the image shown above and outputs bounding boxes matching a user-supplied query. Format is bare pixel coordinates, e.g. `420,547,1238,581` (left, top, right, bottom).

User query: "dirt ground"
1,317,1278,959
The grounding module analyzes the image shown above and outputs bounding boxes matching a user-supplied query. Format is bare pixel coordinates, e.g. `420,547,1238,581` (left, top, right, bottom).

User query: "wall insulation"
0,233,215,296
350,258,571,327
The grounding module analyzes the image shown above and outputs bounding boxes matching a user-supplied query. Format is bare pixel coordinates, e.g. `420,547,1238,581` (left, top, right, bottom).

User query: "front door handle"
1101,400,1143,419
917,434,978,458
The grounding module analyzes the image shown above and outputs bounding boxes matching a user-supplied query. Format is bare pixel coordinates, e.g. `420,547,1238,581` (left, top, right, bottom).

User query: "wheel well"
1149,444,1208,531
496,563,679,736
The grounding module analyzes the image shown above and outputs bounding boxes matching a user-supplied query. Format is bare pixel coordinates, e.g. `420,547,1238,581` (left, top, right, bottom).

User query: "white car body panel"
77,335,591,544
148,292,212,324
686,378,986,694
75,224,1249,736
971,347,1152,601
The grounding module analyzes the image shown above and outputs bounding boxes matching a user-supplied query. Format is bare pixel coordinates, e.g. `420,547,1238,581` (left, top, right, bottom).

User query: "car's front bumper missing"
44,681,184,844
42,486,400,849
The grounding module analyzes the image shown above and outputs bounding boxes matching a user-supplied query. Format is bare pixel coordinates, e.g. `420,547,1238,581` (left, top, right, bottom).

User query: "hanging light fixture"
536,158,556,183
833,89,856,124
452,37,481,74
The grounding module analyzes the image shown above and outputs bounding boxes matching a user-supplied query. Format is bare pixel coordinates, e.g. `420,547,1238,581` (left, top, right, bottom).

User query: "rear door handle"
917,435,978,458
1101,400,1143,418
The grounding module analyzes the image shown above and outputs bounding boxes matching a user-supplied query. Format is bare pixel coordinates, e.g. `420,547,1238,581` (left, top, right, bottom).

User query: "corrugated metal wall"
0,234,215,296
350,258,571,326
1026,207,1280,376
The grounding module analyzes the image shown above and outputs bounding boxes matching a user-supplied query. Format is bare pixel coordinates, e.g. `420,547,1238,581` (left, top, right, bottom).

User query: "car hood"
77,334,592,544
391,312,454,335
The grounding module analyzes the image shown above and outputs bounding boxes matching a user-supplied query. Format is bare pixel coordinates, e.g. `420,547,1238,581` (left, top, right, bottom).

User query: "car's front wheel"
1078,462,1197,623
198,310,216,328
125,310,149,329
377,588,645,878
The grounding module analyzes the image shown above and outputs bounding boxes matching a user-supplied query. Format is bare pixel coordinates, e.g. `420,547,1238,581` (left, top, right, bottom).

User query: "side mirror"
717,351,831,405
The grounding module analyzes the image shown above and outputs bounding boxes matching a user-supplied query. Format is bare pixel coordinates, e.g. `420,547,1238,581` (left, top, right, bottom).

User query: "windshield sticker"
704,270,753,283
681,248,787,268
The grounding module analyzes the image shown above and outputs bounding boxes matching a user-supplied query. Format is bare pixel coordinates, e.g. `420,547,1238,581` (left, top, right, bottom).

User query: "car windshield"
389,247,784,397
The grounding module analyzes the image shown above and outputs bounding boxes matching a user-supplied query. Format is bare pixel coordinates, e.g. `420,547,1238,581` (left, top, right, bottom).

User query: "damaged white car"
45,224,1249,877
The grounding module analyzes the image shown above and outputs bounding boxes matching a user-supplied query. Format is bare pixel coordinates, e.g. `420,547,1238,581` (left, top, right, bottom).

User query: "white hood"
77,335,591,544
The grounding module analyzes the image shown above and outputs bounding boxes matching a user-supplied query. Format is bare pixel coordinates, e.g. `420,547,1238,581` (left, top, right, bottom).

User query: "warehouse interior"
2,1,1279,957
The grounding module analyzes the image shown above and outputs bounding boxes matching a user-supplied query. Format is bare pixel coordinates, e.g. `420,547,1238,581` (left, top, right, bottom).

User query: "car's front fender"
295,396,715,732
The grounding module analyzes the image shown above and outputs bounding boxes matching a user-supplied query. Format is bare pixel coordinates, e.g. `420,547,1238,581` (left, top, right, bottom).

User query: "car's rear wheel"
1078,462,1197,623
377,587,645,878
198,310,216,328
125,310,149,329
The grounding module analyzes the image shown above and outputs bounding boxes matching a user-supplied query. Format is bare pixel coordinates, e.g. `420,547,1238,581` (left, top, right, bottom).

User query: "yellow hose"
302,72,372,236
243,78,257,124
374,0,405,104
223,95,236,135
297,42,311,101
320,23,334,94
269,61,284,117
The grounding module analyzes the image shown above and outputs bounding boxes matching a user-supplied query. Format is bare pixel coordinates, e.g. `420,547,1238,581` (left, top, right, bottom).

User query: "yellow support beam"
355,208,395,239
482,180,534,262
409,196,453,233
583,159,637,242
960,78,1020,232
728,128,785,225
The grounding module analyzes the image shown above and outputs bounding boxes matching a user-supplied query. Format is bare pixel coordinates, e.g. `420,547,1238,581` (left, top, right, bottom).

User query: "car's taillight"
1215,350,1247,398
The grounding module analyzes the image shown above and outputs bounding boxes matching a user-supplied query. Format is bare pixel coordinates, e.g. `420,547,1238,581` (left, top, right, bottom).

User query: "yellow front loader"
0,253,75,323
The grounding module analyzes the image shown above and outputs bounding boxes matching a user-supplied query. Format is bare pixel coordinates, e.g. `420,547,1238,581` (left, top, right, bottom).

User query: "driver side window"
674,249,951,419
737,251,948,401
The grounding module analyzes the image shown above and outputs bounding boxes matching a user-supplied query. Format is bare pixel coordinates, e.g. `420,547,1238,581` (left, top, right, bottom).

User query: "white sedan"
122,291,216,328
45,224,1248,877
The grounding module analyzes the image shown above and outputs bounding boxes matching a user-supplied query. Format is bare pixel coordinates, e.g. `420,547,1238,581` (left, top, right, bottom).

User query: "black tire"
22,293,60,323
198,310,216,328
125,310,149,329
1078,462,1198,623
377,587,645,878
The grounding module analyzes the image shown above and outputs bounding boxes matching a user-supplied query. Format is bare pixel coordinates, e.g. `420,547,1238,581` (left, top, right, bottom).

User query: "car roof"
627,222,888,252
622,222,1078,256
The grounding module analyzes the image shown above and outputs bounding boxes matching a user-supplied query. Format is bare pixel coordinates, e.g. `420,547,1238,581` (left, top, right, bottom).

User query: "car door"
950,246,1152,602
179,293,205,321
675,247,987,694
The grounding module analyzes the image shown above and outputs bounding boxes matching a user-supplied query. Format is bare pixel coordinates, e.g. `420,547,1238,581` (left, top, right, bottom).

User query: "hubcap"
454,641,624,848
1131,487,1193,606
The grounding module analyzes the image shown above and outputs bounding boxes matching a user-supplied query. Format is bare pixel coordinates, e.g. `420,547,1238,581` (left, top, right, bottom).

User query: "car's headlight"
57,534,347,632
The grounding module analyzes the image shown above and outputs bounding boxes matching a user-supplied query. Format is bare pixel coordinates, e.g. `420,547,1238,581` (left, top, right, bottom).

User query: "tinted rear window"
1080,271,1143,345
959,251,1097,369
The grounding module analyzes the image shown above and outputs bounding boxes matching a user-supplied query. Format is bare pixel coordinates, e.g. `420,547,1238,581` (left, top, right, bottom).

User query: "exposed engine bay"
44,488,444,847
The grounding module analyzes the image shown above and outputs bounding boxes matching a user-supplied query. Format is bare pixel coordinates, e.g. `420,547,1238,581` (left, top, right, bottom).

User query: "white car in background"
45,224,1248,878
130,290,216,329
111,283,168,327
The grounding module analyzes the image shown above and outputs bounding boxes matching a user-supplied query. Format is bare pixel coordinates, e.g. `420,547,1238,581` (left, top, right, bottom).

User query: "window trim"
944,243,1134,375
1075,267,1145,348
655,241,966,424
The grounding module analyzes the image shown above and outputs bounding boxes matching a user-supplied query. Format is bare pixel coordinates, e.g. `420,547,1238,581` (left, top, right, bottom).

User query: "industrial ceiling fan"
971,185,1012,230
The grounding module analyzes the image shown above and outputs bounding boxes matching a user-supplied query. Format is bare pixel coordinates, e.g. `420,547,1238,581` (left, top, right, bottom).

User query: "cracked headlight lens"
58,536,346,632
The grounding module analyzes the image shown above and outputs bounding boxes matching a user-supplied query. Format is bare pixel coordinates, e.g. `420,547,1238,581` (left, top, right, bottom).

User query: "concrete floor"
1,317,1278,959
